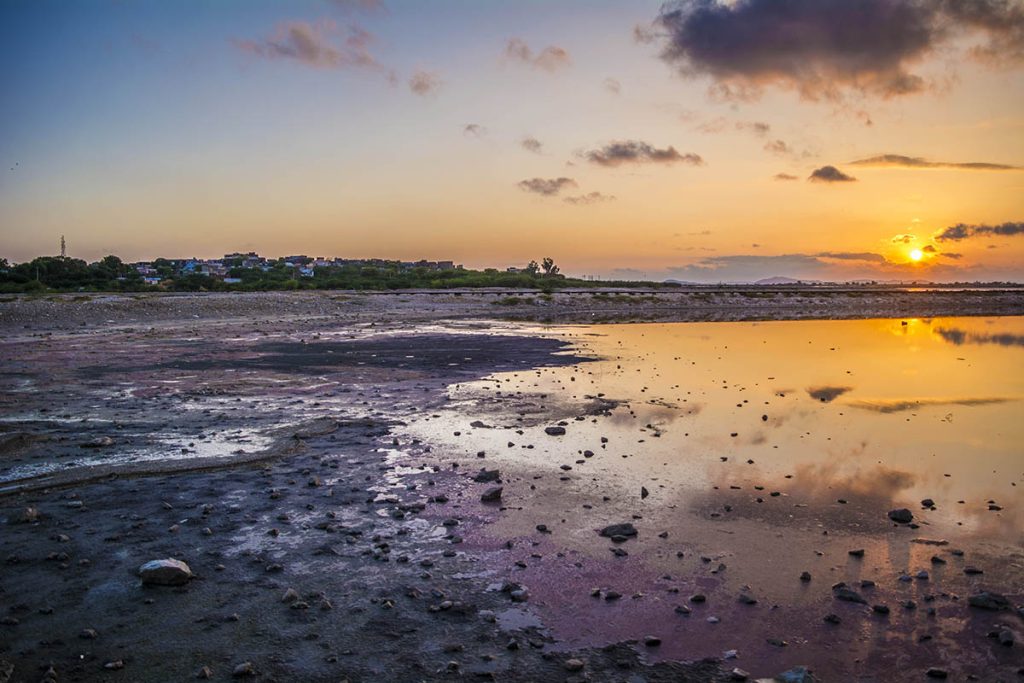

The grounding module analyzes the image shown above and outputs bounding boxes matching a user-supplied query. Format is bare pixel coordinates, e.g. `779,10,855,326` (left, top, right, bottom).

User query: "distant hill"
754,276,822,285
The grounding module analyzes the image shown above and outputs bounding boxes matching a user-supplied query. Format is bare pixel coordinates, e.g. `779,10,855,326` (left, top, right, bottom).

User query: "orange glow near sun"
909,249,924,262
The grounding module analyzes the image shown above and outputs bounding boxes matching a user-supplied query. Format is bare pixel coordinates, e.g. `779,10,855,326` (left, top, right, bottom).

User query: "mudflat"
0,292,1021,682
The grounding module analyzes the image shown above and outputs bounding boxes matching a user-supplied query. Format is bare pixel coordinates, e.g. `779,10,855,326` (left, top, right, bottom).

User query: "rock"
774,667,816,682
11,506,40,524
643,635,661,647
81,436,114,448
599,523,637,538
888,508,913,524
998,629,1015,647
79,628,98,639
833,586,867,604
232,662,256,678
196,666,213,679
641,486,649,499
921,498,935,507
103,660,124,670
799,571,812,582
544,426,566,436
848,549,864,557
730,668,750,681
138,558,192,586
480,486,503,503
282,588,300,603
0,660,12,683
473,469,500,483
968,592,1010,611
925,668,948,679
564,659,585,672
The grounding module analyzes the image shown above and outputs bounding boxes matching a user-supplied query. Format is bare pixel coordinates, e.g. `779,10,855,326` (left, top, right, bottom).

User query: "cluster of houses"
133,252,459,285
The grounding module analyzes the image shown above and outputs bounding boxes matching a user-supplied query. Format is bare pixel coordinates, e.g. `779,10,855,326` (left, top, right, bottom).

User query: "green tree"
541,257,559,276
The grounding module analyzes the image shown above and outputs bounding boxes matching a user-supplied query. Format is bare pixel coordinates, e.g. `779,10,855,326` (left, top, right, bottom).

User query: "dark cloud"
517,177,577,196
934,221,1024,241
764,139,790,155
808,386,852,402
808,165,856,183
564,192,616,205
408,69,441,96
585,141,704,167
773,172,798,181
922,244,937,253
235,20,380,70
520,137,543,154
817,252,887,262
850,154,1021,170
891,233,915,244
463,123,485,137
650,0,1024,101
506,38,571,72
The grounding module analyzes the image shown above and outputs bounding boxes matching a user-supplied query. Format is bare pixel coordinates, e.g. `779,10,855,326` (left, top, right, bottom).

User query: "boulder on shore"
138,558,193,586
599,523,638,538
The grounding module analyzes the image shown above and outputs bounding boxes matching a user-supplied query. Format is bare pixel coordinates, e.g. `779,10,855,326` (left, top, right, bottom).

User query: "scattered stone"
599,523,637,538
138,558,192,586
968,592,1009,611
544,426,566,436
925,668,948,679
480,486,503,503
833,586,867,604
232,662,256,678
473,469,500,483
564,659,584,672
888,508,913,524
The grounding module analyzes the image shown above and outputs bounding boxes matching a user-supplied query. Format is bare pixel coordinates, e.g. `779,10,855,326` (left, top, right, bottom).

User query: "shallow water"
398,316,1024,679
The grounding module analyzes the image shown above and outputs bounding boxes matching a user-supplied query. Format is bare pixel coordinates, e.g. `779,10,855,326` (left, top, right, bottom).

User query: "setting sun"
909,249,924,262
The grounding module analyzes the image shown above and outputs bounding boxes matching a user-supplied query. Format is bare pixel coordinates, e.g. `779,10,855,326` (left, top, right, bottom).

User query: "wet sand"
0,294,1021,682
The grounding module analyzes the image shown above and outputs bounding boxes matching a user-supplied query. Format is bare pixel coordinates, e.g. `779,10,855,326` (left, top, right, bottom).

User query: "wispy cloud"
849,397,1013,413
326,0,386,15
234,20,379,70
850,154,1021,170
648,0,1024,101
774,172,798,181
520,137,543,154
463,123,485,137
518,177,577,196
934,221,1024,241
564,191,616,205
408,69,441,96
584,141,703,167
505,38,571,72
809,165,856,183
603,77,622,94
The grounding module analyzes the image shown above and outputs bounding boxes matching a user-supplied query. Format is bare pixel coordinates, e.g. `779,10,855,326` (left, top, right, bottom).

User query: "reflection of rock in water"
807,385,852,402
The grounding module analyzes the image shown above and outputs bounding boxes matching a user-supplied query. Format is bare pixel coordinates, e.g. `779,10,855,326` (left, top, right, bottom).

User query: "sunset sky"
1,0,1023,282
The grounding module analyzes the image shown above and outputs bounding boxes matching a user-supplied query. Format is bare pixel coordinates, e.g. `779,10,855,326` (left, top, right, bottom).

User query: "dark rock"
544,426,566,436
599,523,637,538
968,592,1009,611
480,487,503,503
473,469,500,483
888,508,913,524
833,586,867,604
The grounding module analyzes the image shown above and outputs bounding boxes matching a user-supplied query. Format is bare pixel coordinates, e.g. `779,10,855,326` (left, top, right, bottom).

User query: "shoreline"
2,288,1023,332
